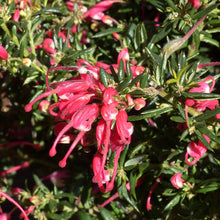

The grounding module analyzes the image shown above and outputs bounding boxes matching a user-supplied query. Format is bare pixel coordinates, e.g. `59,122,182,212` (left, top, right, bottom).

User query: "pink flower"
188,0,201,8
0,213,10,220
13,9,20,22
115,110,133,145
186,76,220,118
53,122,75,144
0,189,29,220
134,98,146,110
146,175,164,211
42,38,56,54
84,0,122,20
0,45,8,60
117,48,129,68
92,153,110,184
65,1,74,11
171,173,185,189
40,170,70,187
38,100,50,112
185,135,210,165
0,162,29,177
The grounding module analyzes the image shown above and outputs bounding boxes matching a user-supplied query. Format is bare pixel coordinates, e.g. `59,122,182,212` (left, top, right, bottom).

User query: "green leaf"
129,172,138,200
119,145,129,168
78,212,95,220
164,194,181,211
180,129,189,141
146,48,161,65
206,27,220,34
196,181,220,193
126,61,133,80
92,28,122,38
170,116,185,123
49,199,57,212
23,75,39,85
195,129,212,152
192,4,217,20
140,69,150,88
201,36,219,48
124,155,148,170
141,106,173,117
118,59,125,82
195,108,220,122
99,207,117,220
149,27,171,45
129,72,146,87
182,92,220,100
128,107,173,121
36,7,66,15
100,67,112,88
118,186,139,212
196,124,220,145
117,78,132,92
64,47,96,60
33,174,49,192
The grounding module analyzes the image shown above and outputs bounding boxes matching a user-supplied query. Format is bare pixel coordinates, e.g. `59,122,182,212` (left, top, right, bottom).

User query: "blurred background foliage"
0,0,220,219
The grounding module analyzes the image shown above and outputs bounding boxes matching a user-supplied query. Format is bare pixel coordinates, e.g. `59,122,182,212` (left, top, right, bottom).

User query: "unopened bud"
0,45,8,60
22,58,31,67
134,98,146,110
163,15,206,57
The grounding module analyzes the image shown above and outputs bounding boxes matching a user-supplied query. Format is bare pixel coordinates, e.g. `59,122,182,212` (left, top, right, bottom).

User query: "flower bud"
0,45,8,60
171,173,185,189
22,58,31,67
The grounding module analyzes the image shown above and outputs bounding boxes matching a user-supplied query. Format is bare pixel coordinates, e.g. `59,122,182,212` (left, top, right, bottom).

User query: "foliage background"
0,0,220,219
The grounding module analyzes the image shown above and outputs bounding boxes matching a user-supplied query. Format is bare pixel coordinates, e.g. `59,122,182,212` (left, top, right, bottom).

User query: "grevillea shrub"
0,0,220,219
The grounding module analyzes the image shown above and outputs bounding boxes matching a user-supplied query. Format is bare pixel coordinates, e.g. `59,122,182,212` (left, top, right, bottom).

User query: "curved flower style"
0,189,29,220
171,173,185,189
185,135,210,165
83,0,122,21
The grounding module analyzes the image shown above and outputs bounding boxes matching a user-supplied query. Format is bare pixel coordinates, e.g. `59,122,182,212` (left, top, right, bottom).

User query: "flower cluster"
25,48,145,193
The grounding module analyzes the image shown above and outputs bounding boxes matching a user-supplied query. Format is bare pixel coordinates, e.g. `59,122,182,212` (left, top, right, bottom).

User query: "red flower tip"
58,159,66,168
49,148,57,157
24,104,32,112
0,45,8,60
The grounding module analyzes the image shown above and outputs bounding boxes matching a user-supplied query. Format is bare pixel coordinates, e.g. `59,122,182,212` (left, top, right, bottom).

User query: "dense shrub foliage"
0,0,220,219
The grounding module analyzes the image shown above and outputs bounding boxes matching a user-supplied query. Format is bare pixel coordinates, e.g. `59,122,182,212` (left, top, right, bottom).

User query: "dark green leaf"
99,207,117,220
100,67,112,88
182,92,220,100
164,194,180,211
195,108,220,122
117,78,132,92
118,186,139,212
170,116,185,123
78,212,95,220
126,61,133,80
93,28,122,38
118,59,125,82
196,124,220,145
192,4,217,20
195,129,212,152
